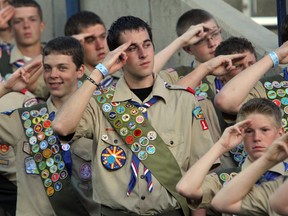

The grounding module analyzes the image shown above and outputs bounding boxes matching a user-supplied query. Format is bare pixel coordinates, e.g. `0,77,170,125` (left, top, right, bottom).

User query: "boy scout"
53,16,215,216
211,127,288,215
0,36,98,215
177,98,288,214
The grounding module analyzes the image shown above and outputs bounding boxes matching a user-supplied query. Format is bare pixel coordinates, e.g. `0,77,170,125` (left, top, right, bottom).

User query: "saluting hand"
217,119,251,152
178,24,209,47
101,41,131,74
0,5,14,30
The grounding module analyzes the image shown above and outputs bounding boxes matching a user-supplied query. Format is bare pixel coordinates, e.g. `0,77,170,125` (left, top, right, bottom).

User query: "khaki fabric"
74,74,215,214
240,176,286,216
0,97,99,216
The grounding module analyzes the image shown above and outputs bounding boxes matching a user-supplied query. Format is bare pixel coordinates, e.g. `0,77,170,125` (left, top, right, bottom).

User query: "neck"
124,73,154,89
17,42,42,58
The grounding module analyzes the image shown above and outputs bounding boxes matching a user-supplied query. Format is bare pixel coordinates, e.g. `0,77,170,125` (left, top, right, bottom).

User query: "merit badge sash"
261,74,288,132
214,167,241,186
18,104,90,216
93,86,190,216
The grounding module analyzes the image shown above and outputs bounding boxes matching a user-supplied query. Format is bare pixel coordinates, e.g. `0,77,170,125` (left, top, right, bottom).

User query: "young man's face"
243,113,283,161
120,28,154,79
187,19,222,63
220,51,257,84
11,6,45,47
43,54,83,101
80,24,109,70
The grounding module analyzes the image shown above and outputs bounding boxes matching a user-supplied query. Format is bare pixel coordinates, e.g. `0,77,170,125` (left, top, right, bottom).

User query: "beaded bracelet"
86,76,99,89
95,63,109,78
268,51,279,68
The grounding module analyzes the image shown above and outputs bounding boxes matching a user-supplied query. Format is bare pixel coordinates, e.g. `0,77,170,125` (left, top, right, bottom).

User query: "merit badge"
281,97,288,106
50,165,58,174
30,110,40,117
32,117,41,125
48,136,56,145
46,158,54,167
37,132,45,141
47,187,54,197
39,107,48,116
54,154,62,163
25,157,39,174
138,150,148,160
125,103,133,108
102,103,112,112
61,143,70,151
26,128,34,137
127,121,136,130
139,136,149,146
31,144,40,153
44,128,53,137
273,99,281,107
133,129,142,137
125,135,134,145
43,120,51,128
51,173,59,182
281,81,288,88
272,81,281,88
34,153,43,163
105,93,113,99
54,182,62,191
200,83,209,92
130,108,139,115
101,145,126,170
111,102,120,107
277,89,286,97
43,148,52,159
108,111,117,120
192,106,204,119
29,136,37,145
146,145,156,155
147,131,157,141
282,118,288,128
116,106,125,114
34,124,42,133
120,127,128,136
57,161,65,170
264,81,273,90
41,113,49,122
44,178,52,187
136,115,144,124
80,163,92,181
97,95,106,103
38,161,46,171
131,143,141,153
219,172,230,182
0,144,9,155
114,119,122,128
40,140,48,150
21,111,30,121
122,114,130,122
51,144,60,154
267,90,277,99
59,170,68,179
24,119,31,129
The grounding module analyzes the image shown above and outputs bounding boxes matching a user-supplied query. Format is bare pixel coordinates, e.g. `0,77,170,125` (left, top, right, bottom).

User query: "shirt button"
140,175,144,179
141,196,145,200
170,141,174,145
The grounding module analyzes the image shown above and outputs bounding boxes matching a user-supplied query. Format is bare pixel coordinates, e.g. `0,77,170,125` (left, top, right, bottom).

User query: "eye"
143,41,152,48
85,36,95,44
244,128,253,134
127,45,137,52
59,66,67,71
44,66,51,72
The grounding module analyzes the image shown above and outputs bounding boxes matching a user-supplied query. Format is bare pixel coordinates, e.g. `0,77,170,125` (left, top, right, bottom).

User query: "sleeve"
240,176,284,216
188,173,222,210
158,69,180,84
73,98,98,141
189,98,215,166
0,110,22,148
243,81,266,103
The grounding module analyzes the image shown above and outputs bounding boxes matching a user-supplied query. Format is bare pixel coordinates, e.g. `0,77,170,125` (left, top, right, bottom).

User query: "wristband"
268,51,279,68
86,76,99,89
95,63,109,78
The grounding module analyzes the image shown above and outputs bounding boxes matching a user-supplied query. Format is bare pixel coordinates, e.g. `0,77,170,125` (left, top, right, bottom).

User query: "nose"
23,19,30,28
50,68,59,78
95,38,104,50
138,46,147,59
207,37,217,48
253,130,262,142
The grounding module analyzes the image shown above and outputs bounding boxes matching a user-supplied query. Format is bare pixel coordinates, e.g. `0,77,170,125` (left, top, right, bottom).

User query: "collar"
112,73,168,104
242,157,287,175
46,97,58,113
10,45,24,64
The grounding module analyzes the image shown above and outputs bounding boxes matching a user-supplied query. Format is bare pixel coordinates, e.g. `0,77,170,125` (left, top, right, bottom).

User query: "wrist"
95,63,109,78
268,51,279,68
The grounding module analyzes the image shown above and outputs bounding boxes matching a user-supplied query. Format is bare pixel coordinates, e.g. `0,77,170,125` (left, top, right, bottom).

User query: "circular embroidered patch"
101,145,126,170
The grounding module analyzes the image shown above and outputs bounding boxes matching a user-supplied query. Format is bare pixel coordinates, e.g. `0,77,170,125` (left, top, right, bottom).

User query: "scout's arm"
153,24,207,73
214,41,288,114
211,133,288,214
0,58,42,97
52,41,131,136
176,53,245,89
176,120,250,200
269,178,288,215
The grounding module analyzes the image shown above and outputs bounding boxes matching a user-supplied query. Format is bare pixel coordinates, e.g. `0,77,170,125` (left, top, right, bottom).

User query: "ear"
40,21,46,33
279,127,284,136
183,45,194,55
76,64,85,79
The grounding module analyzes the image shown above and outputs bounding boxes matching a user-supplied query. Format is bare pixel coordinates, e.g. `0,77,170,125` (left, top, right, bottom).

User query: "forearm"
269,180,288,215
154,37,184,73
0,82,11,98
176,142,225,199
52,69,103,136
214,55,273,113
211,156,274,213
176,63,209,89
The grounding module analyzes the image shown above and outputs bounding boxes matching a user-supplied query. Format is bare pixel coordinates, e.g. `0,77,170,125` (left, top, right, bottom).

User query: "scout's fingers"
233,119,252,133
72,32,95,43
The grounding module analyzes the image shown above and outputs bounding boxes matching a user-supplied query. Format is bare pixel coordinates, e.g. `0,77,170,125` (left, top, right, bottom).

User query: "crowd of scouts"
0,0,288,216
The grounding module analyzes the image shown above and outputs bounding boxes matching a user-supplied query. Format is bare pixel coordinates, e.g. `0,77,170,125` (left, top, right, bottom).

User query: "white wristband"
95,63,109,78
268,51,279,68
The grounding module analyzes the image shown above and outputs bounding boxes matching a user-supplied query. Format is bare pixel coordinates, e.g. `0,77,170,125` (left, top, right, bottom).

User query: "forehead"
245,113,276,126
44,54,74,66
80,24,106,35
119,28,150,44
203,19,219,29
13,6,39,19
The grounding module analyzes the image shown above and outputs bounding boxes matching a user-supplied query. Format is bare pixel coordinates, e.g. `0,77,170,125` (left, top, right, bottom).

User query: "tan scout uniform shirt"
0,97,99,216
188,157,287,211
74,74,215,214
240,176,286,216
6,46,49,99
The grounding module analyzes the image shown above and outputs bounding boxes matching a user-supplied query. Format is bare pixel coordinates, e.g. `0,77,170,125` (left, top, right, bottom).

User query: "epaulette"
164,82,196,95
1,109,16,116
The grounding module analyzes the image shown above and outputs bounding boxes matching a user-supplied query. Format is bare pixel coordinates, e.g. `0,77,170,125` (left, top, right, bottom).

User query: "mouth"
49,82,63,88
140,61,150,67
252,146,266,151
24,32,32,37
97,53,106,59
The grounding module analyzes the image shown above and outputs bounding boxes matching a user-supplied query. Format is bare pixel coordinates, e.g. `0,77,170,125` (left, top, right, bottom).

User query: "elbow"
211,197,225,212
176,181,201,199
52,121,71,137
214,94,239,114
